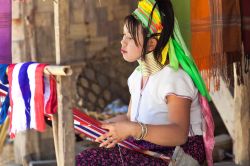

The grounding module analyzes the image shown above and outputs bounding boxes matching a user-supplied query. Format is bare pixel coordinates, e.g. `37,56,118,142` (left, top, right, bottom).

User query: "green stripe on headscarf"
168,38,179,70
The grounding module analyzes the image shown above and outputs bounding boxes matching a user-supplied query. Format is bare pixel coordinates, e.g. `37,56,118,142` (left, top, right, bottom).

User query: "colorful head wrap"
133,0,170,65
132,0,162,34
132,1,214,165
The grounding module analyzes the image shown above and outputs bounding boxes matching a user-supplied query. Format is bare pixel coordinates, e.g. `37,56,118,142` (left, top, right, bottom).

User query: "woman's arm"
131,95,191,146
97,96,191,147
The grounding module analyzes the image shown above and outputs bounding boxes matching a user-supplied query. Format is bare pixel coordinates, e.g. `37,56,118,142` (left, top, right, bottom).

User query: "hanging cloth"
7,63,57,138
191,0,242,90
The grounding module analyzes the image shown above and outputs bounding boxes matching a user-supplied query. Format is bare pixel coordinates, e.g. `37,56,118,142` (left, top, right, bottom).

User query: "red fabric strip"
34,64,47,132
45,75,57,115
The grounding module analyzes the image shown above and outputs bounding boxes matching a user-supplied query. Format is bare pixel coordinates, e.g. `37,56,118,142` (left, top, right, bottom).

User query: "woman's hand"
95,121,136,148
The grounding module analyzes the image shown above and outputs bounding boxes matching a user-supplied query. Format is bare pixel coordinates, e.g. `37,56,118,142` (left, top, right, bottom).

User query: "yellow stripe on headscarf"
161,42,170,65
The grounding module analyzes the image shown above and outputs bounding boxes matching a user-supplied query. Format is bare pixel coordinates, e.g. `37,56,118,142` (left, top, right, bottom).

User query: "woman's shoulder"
155,66,197,100
158,66,192,82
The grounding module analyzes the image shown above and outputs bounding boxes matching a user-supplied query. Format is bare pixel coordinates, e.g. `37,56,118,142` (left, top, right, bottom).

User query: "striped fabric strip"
72,108,171,162
0,0,12,64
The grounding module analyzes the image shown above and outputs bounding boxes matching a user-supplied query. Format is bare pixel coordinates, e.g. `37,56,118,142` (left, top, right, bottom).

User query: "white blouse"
128,66,203,136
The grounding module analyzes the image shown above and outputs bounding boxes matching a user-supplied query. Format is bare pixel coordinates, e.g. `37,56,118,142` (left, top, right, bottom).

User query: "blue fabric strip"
18,62,34,129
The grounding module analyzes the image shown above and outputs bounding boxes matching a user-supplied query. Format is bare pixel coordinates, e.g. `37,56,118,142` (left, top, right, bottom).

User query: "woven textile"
191,0,242,90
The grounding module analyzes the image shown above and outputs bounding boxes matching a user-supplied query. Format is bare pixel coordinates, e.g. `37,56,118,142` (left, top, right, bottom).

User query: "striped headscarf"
132,0,162,34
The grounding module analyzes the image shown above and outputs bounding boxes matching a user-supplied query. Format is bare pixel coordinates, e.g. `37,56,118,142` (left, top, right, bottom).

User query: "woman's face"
120,24,144,62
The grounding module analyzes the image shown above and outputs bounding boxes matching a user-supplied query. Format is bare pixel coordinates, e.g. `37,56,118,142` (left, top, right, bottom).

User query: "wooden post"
233,63,250,166
211,63,250,165
53,0,75,165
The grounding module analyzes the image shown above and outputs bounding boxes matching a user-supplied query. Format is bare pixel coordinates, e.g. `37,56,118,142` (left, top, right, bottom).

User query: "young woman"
76,0,214,165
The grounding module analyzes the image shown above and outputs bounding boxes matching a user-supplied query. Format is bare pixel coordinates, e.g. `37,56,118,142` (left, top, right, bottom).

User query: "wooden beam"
210,77,235,140
53,0,75,165
44,65,73,76
211,62,250,165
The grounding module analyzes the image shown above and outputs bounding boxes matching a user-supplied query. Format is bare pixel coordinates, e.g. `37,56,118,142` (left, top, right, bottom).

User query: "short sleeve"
158,69,196,101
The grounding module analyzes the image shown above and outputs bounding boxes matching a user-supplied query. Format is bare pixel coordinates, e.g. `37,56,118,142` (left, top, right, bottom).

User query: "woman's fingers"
95,132,112,142
99,137,117,148
106,139,118,148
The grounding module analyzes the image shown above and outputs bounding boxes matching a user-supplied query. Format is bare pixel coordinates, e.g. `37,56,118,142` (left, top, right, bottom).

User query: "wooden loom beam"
53,0,75,165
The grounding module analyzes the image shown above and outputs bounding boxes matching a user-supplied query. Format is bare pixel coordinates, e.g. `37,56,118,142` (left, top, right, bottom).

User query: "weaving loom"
73,108,171,162
0,83,171,162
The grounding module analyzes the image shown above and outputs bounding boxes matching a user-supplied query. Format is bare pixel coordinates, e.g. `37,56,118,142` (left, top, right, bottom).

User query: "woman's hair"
124,0,174,63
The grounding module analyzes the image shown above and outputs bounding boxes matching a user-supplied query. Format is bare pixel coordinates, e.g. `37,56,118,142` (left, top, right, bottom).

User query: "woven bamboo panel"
76,43,137,113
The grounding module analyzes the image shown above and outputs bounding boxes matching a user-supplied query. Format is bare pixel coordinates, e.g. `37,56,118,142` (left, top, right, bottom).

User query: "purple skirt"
76,135,205,166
